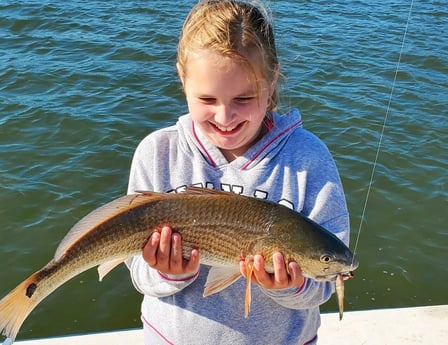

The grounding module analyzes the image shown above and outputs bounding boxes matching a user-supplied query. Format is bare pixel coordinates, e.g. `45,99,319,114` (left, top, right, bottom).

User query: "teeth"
215,124,237,132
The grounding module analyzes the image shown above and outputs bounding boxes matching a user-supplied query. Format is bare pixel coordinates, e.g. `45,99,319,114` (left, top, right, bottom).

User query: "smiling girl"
126,1,349,344
180,49,275,161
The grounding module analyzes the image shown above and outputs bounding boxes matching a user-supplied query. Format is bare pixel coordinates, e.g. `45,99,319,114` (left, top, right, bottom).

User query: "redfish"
0,188,358,342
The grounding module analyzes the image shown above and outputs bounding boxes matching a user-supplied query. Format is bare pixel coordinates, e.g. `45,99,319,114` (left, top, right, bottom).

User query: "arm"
126,133,201,297
240,140,350,310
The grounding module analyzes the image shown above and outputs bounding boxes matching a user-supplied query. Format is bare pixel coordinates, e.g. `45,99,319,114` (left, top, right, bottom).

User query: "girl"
126,1,349,344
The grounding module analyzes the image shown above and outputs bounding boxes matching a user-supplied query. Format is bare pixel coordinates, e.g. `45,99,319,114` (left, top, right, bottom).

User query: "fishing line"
350,0,415,267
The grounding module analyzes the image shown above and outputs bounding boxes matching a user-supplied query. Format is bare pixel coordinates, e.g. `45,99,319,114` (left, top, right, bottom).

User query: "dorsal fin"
54,193,164,261
184,187,235,196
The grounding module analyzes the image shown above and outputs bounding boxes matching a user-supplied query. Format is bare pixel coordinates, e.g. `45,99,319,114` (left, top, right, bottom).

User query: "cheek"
186,99,212,121
242,101,267,122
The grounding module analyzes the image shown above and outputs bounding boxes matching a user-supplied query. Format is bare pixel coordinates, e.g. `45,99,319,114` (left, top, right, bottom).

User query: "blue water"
0,0,447,340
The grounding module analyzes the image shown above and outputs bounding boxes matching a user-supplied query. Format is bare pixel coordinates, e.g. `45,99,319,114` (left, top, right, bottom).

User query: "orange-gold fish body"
0,188,358,342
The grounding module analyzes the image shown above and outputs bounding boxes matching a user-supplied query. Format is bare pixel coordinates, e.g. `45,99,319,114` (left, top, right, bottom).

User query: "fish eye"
320,254,333,264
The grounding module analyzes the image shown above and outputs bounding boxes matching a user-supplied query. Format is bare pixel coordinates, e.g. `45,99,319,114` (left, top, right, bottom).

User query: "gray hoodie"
126,109,349,345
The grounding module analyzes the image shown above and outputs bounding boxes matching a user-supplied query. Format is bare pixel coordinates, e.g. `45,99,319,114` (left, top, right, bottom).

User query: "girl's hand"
143,226,200,276
239,253,305,290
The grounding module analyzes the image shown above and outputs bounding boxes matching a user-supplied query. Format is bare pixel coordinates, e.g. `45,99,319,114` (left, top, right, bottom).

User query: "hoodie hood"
177,109,303,170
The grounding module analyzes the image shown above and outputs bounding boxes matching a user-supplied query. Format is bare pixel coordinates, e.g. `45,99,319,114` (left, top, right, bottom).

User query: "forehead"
183,50,268,93
187,49,243,69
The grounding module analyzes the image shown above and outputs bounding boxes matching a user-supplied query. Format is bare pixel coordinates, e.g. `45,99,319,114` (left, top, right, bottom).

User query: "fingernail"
151,232,160,244
274,253,283,263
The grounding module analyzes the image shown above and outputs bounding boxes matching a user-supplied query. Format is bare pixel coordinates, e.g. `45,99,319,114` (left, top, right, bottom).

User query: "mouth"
211,122,245,135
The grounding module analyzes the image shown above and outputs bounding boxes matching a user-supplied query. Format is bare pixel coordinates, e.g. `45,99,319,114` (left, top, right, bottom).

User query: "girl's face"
179,50,276,162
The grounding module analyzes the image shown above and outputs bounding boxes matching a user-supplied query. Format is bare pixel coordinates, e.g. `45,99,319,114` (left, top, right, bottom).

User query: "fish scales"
135,194,276,264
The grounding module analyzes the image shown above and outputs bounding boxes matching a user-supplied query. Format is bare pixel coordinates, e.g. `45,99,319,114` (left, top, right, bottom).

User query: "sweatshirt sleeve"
261,279,334,310
126,131,200,297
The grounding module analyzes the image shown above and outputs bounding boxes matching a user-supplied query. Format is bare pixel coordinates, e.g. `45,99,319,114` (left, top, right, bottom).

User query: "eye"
320,254,333,264
235,97,255,104
199,97,216,104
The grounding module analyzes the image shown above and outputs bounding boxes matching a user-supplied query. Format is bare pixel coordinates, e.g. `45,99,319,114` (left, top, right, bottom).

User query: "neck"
219,117,271,162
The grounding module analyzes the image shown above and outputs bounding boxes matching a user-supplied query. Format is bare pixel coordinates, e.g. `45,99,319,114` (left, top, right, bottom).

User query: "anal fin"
203,266,242,297
97,257,128,282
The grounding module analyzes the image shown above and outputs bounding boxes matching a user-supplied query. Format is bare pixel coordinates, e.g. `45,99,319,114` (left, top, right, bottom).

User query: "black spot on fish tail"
26,283,37,298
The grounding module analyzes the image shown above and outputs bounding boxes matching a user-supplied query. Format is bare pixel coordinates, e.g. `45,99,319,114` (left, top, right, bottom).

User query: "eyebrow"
194,88,257,98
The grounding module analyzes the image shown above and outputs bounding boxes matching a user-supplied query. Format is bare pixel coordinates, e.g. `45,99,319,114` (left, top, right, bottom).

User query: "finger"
288,261,305,288
157,226,172,264
185,248,200,274
273,252,289,287
143,231,160,267
253,254,272,287
170,233,183,269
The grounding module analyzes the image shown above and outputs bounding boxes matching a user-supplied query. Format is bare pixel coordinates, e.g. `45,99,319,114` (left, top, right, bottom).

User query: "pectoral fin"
97,257,128,281
203,266,242,297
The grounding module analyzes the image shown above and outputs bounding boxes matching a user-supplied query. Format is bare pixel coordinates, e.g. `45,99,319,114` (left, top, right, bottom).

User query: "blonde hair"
177,0,279,111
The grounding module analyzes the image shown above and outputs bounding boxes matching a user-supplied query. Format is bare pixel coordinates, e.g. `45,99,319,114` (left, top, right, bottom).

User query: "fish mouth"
313,271,355,282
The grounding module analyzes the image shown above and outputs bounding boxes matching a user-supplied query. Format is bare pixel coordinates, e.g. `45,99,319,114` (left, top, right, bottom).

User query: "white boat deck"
9,305,448,345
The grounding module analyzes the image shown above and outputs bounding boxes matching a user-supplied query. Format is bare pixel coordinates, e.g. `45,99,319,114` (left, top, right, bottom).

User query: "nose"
214,104,235,126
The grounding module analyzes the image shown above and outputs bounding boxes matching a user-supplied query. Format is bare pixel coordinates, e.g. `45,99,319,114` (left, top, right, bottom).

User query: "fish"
0,187,358,342
336,272,353,320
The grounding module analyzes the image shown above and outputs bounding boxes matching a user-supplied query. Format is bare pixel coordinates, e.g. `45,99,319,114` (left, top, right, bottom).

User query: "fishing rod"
350,0,415,268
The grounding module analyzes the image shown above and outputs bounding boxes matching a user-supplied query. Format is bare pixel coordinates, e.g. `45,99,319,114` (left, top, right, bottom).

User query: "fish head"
268,208,359,282
299,249,359,282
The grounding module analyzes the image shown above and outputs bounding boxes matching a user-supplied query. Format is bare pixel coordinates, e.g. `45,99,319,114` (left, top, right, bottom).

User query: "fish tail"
0,271,42,341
